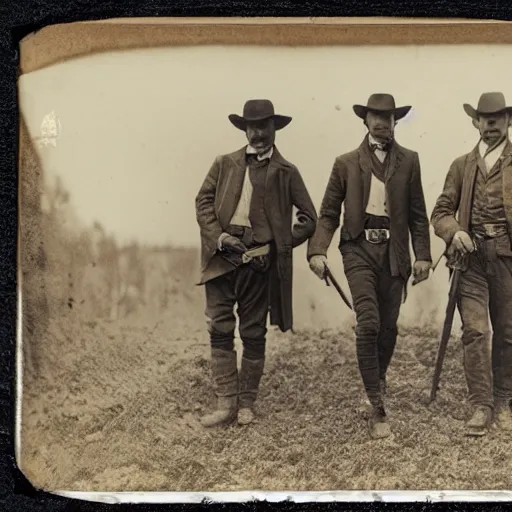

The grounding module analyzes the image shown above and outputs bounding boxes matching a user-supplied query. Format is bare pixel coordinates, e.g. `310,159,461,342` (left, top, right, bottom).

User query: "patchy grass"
20,303,512,493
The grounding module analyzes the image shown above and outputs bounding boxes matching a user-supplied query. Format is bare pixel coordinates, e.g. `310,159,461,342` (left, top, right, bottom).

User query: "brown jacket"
307,135,432,282
195,145,317,332
431,139,512,249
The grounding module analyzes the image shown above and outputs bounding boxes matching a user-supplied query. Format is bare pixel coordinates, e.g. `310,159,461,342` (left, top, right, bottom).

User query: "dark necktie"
370,141,391,152
247,153,270,165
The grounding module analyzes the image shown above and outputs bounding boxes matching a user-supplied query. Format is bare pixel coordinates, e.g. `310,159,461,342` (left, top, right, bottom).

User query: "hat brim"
228,114,292,131
353,105,412,121
463,103,512,119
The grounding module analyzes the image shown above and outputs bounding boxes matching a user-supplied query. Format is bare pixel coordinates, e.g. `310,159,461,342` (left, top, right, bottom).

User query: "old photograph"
17,20,512,495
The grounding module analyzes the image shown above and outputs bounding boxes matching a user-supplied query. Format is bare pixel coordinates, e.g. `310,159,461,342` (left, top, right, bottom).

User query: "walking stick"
429,255,465,403
323,265,353,311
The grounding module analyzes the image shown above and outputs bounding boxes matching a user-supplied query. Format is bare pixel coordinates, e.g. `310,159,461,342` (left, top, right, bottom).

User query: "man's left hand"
412,260,431,285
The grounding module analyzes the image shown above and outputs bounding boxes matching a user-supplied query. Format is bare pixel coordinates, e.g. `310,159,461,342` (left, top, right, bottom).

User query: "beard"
248,137,273,154
482,129,504,147
371,126,394,143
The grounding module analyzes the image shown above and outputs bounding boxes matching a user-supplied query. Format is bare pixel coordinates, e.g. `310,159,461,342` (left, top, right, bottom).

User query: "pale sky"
18,43,512,329
19,43,511,250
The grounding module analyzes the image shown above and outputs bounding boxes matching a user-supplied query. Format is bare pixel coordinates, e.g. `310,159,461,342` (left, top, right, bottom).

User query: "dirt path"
20,298,512,492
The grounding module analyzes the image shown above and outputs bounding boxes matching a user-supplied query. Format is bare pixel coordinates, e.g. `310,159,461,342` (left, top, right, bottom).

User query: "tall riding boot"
200,348,238,428
238,356,265,425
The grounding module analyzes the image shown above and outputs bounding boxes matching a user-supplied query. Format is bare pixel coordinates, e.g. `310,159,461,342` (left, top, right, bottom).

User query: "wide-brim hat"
228,99,292,131
353,93,411,121
463,92,512,119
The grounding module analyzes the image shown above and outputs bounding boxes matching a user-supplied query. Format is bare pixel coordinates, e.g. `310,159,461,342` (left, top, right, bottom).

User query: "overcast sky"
18,43,512,328
19,44,511,250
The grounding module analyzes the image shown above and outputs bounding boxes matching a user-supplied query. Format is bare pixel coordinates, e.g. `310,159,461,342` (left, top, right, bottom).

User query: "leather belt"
364,228,390,244
471,223,508,240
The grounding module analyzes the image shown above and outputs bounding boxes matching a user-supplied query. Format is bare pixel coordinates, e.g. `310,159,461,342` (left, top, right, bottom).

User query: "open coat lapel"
458,147,479,230
217,146,247,228
357,137,373,210
385,141,404,183
499,141,512,226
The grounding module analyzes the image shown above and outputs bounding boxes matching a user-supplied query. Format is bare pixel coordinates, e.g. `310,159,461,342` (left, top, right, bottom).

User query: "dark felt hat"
353,93,411,121
229,99,292,131
463,92,512,119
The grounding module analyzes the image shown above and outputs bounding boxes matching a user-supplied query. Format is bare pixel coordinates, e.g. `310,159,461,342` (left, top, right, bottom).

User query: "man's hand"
221,235,247,254
412,260,431,285
309,255,328,279
451,230,475,256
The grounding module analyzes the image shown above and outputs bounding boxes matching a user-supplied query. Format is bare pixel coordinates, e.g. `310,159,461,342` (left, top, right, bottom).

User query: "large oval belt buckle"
368,229,379,243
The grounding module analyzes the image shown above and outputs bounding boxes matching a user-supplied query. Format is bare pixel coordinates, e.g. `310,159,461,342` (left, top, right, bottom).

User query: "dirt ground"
19,278,512,493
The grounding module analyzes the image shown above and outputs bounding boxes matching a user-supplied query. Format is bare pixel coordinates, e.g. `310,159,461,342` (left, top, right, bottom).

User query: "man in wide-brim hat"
308,93,432,440
432,91,512,436
195,99,317,428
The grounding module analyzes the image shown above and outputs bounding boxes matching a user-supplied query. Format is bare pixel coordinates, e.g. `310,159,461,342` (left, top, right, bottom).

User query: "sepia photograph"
16,19,512,499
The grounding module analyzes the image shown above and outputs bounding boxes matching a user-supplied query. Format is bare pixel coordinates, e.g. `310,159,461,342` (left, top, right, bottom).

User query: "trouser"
341,238,404,406
457,238,512,408
204,264,270,360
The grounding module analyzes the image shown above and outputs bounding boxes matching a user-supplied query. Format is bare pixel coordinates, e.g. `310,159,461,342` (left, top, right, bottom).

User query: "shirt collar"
368,133,390,151
246,145,274,161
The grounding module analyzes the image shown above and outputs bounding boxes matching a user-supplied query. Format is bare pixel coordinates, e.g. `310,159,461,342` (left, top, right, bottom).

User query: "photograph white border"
15,16,512,504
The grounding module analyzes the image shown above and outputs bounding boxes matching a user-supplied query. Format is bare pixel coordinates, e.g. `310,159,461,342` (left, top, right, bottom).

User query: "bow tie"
247,153,270,163
370,142,391,152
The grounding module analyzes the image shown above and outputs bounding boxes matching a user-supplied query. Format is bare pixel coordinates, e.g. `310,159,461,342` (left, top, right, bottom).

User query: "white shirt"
366,134,389,217
478,137,507,173
218,145,273,249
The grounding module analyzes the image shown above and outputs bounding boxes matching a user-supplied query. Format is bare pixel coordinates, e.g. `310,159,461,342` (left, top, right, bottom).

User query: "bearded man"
307,93,432,439
431,92,512,436
195,99,317,428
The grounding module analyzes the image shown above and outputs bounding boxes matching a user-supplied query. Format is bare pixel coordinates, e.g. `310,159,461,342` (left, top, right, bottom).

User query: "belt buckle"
366,228,387,244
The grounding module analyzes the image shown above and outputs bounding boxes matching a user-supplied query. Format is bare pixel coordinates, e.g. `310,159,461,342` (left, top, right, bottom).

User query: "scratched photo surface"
18,40,512,493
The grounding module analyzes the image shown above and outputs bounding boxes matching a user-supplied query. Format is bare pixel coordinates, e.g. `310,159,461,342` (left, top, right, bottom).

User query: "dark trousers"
457,238,512,408
204,265,270,360
341,239,404,406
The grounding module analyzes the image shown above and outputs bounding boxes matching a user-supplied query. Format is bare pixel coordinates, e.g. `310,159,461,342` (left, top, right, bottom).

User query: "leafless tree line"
21,171,199,377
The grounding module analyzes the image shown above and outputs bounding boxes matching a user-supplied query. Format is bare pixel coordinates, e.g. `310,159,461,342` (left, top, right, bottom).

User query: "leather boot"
238,356,265,425
465,405,492,436
494,398,512,431
200,348,238,428
368,404,391,439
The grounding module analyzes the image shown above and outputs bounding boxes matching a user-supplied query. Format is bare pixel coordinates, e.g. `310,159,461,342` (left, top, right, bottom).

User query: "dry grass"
20,296,512,493
19,179,512,493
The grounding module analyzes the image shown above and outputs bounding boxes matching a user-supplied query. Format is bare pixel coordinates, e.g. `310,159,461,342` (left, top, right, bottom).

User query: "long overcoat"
195,145,317,332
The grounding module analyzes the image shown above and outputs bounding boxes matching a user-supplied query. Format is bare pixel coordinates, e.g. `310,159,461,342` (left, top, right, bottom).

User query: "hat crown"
477,92,507,114
242,99,276,120
366,93,397,111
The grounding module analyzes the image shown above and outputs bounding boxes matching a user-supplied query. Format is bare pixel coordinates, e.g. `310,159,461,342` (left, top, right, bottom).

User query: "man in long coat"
431,92,512,436
307,94,432,439
195,99,317,427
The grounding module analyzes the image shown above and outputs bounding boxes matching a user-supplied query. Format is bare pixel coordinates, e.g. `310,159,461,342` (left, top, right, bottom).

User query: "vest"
247,157,273,244
471,155,507,227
